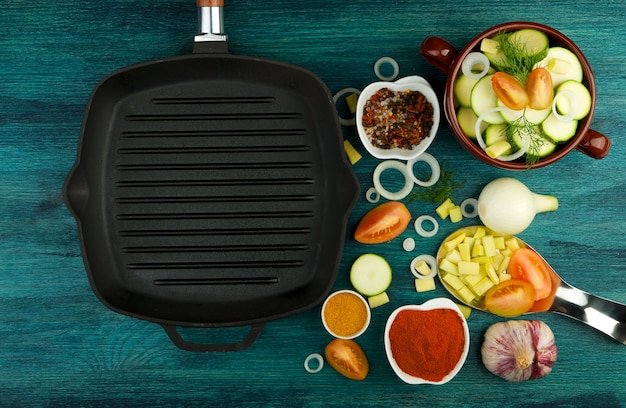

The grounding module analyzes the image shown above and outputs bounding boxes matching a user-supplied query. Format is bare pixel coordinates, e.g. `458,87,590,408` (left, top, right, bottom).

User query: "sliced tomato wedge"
491,71,529,110
325,339,369,381
354,201,411,244
509,248,553,301
484,279,535,318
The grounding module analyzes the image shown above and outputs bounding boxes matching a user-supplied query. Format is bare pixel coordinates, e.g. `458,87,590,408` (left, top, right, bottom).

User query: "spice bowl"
321,290,371,339
355,75,440,161
384,298,470,385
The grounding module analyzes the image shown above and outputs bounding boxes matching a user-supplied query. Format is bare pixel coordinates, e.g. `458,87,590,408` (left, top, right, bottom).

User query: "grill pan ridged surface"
65,55,359,327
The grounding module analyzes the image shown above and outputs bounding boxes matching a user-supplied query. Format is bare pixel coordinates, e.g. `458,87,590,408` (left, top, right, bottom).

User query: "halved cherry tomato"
325,338,369,380
527,67,554,110
509,248,553,301
354,201,411,244
484,279,535,317
491,71,529,110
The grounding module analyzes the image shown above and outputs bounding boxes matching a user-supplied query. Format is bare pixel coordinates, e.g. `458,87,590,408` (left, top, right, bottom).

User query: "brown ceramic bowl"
420,21,611,170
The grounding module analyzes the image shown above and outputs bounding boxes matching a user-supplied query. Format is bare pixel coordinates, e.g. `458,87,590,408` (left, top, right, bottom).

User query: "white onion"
365,187,380,203
406,152,441,187
372,160,414,200
475,106,530,162
461,198,479,218
414,214,439,238
304,353,324,373
461,52,491,80
374,56,400,81
403,237,416,252
552,89,579,122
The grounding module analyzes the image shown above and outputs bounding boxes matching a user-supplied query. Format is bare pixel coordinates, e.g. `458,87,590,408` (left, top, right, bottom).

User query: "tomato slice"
354,201,411,244
491,71,529,110
484,279,535,317
527,67,554,110
509,248,553,301
325,339,369,381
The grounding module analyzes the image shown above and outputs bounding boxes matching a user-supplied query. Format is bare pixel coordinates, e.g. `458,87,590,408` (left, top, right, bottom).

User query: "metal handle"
162,324,265,352
194,0,227,43
550,281,626,345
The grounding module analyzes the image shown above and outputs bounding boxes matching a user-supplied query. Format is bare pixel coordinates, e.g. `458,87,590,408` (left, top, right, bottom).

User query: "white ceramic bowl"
384,298,470,385
355,76,440,161
321,289,371,339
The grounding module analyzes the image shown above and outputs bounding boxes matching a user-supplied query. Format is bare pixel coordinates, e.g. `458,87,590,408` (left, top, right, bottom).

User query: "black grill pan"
64,0,359,351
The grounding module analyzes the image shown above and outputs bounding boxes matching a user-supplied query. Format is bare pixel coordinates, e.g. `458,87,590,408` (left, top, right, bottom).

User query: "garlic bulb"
481,320,557,382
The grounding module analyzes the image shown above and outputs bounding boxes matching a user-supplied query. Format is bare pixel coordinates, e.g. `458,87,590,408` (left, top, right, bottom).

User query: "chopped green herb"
494,32,547,84
506,113,546,167
407,161,465,204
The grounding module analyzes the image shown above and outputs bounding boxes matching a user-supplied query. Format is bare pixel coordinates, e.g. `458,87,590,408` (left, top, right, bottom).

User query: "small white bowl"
384,298,470,385
355,75,440,161
321,290,371,339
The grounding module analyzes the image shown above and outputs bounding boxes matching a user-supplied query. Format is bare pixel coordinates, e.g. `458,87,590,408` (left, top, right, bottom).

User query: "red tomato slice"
527,67,554,110
484,279,535,317
354,201,411,244
491,71,529,110
325,339,369,380
509,248,553,301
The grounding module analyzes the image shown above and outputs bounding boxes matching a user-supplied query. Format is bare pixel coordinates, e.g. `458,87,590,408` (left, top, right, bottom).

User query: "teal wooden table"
2,0,625,406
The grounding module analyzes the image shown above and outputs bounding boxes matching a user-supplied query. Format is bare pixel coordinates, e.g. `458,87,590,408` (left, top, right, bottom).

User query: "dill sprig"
407,161,465,204
494,33,547,84
506,113,546,167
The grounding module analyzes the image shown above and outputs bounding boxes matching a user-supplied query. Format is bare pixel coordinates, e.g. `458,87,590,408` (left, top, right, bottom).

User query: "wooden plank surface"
1,0,624,406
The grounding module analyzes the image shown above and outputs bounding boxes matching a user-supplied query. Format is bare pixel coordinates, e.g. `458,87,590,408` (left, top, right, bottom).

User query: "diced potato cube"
471,242,485,257
458,242,471,262
439,258,459,275
485,140,512,159
457,286,476,304
449,206,463,223
415,278,436,293
480,37,500,54
497,255,511,274
343,139,362,165
458,260,480,275
444,232,466,252
455,303,472,319
368,292,390,308
445,249,462,264
471,256,490,264
442,273,465,291
473,227,486,240
491,252,505,270
436,198,456,219
486,264,499,284
472,276,495,297
505,237,521,251
499,272,512,282
494,236,506,250
482,235,497,257
414,260,432,276
462,273,483,287
547,58,571,75
345,93,359,113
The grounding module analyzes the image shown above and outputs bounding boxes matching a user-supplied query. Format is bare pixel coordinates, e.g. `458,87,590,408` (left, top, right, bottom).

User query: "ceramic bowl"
355,76,440,161
420,21,611,170
321,290,371,339
384,298,470,385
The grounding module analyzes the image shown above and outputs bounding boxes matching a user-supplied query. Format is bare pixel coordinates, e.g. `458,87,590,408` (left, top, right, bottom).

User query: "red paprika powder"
388,308,465,382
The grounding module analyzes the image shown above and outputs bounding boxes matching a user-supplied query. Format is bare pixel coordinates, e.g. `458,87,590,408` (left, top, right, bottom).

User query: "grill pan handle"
193,0,228,54
162,323,264,352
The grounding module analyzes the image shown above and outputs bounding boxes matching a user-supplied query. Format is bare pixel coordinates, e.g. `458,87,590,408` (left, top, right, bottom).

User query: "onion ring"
414,214,439,238
304,353,324,374
333,87,361,126
372,160,414,201
373,56,400,81
406,152,440,187
552,89,579,122
461,52,491,80
403,237,416,252
475,106,530,161
410,254,438,280
365,187,380,203
461,198,479,218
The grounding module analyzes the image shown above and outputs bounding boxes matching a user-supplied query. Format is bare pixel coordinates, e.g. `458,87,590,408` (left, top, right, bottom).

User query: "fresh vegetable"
484,279,536,317
454,29,592,166
368,292,390,308
509,248,553,301
354,201,411,244
343,139,362,164
526,67,553,110
325,338,370,381
407,161,465,205
350,253,392,297
414,278,436,292
477,177,558,235
481,320,557,382
491,71,529,110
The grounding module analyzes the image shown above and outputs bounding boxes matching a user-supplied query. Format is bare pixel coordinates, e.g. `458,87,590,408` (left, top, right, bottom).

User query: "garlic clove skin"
481,320,557,382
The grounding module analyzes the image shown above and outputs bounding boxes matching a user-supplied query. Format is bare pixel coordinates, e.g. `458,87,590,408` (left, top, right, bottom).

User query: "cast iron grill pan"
64,3,359,352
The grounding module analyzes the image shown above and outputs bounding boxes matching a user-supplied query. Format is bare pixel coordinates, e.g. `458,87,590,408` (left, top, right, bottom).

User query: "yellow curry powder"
324,292,368,337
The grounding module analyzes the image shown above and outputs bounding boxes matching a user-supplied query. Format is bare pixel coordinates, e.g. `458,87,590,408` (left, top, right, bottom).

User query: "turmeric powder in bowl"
321,290,371,339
